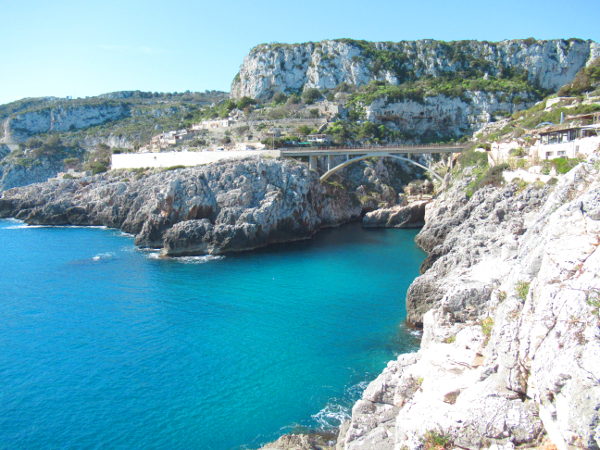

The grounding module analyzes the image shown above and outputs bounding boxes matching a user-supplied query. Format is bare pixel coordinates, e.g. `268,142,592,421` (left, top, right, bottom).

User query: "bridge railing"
279,143,465,152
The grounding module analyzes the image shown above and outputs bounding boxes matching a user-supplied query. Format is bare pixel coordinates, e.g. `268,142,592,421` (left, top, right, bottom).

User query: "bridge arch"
319,152,443,183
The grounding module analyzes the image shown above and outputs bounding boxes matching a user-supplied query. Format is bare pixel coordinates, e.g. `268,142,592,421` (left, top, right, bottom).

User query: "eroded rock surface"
0,157,361,255
362,200,428,229
339,155,600,449
232,39,598,100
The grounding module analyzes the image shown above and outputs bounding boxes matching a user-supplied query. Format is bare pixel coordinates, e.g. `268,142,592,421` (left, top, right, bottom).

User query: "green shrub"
465,163,508,198
296,125,314,136
481,317,494,337
163,165,187,171
236,96,256,110
86,160,109,175
301,88,322,104
286,94,301,105
541,157,582,175
553,157,582,174
458,148,489,168
271,92,287,104
508,157,527,170
513,178,529,192
516,281,530,300
444,335,456,344
423,431,452,450
63,157,80,168
586,289,600,316
509,147,527,157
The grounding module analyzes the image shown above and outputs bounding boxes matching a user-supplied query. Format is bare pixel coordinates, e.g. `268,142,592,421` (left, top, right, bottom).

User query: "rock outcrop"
0,157,361,255
1,103,130,143
362,201,428,229
365,91,536,141
232,39,598,140
338,155,600,449
262,432,336,450
232,39,599,99
0,150,82,191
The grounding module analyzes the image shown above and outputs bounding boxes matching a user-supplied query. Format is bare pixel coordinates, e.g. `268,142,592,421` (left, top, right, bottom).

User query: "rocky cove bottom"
0,220,423,449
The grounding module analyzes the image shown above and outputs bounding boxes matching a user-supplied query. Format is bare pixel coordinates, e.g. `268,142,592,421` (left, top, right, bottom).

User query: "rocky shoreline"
2,152,598,449
334,155,600,449
0,157,363,256
261,154,600,450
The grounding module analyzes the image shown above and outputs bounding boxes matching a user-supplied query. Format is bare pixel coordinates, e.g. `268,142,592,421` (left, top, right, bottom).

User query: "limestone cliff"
0,154,69,191
337,154,600,449
0,157,361,255
232,39,599,100
1,103,130,143
365,91,535,141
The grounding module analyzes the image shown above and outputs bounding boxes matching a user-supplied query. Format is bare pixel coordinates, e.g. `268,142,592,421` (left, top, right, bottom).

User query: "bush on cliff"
465,163,508,198
558,58,600,96
541,157,583,175
301,88,322,104
83,143,111,174
458,147,489,168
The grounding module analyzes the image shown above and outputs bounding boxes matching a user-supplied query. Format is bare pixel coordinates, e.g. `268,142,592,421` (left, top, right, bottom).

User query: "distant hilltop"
231,38,599,99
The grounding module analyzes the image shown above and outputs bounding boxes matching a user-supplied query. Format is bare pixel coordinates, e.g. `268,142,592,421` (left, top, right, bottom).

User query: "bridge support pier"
309,156,318,171
327,155,331,171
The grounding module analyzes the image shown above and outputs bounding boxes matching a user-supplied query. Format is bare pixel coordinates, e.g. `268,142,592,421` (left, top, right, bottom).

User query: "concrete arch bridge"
280,145,465,183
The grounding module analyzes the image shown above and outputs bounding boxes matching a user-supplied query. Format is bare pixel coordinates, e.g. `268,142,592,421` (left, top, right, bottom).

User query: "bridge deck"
280,145,464,157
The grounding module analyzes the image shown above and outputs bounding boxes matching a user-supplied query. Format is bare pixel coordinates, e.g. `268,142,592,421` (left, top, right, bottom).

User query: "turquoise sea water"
0,219,424,449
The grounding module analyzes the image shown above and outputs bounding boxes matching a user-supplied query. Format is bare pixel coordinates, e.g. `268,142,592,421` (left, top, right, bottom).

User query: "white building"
533,124,600,160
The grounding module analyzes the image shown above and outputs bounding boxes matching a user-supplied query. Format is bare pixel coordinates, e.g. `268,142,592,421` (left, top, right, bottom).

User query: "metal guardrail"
280,144,465,156
281,143,464,151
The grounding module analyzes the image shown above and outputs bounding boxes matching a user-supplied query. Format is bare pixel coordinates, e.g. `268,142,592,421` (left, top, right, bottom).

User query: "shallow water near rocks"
0,219,423,449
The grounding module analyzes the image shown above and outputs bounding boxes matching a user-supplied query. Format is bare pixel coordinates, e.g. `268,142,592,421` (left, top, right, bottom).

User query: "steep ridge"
231,39,598,142
336,154,600,449
232,39,599,99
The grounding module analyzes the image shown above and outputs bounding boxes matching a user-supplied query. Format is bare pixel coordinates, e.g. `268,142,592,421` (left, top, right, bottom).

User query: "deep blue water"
0,219,424,449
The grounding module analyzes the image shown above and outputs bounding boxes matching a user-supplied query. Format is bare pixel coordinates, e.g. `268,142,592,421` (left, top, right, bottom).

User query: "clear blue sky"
1,0,599,105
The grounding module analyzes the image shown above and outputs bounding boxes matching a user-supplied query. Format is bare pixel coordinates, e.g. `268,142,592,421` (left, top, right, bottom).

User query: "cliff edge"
0,157,361,255
337,154,600,449
232,39,599,100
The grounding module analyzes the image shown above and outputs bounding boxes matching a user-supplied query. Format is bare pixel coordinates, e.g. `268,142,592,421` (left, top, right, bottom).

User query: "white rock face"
339,154,600,449
232,39,597,99
366,91,534,139
1,104,129,143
